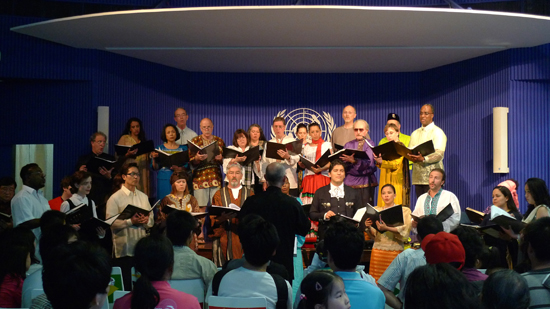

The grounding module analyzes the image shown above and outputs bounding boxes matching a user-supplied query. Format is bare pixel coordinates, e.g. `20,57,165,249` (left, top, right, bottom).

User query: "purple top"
343,139,377,187
461,267,488,282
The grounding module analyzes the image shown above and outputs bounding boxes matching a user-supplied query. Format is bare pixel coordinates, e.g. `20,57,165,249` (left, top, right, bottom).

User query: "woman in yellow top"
374,123,410,207
117,118,150,195
365,184,412,282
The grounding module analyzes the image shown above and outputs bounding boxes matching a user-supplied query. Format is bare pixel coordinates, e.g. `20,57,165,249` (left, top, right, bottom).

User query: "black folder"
85,214,120,230
114,140,155,157
65,204,90,225
329,148,369,161
208,205,241,216
299,149,331,170
223,146,261,166
117,201,159,221
412,203,454,222
188,140,220,163
371,140,435,161
86,156,116,175
161,205,208,219
265,140,303,160
465,207,486,224
156,149,189,168
362,204,405,232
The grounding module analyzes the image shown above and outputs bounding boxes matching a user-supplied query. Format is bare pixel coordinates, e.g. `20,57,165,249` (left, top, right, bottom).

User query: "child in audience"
481,269,530,309
114,233,200,309
297,270,350,309
0,240,32,308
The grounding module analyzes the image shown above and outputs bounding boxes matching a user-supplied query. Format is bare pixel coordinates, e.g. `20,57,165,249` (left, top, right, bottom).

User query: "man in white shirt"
408,104,447,198
174,107,198,145
106,162,154,290
11,163,50,243
331,105,357,149
411,168,460,233
262,117,300,197
213,214,292,309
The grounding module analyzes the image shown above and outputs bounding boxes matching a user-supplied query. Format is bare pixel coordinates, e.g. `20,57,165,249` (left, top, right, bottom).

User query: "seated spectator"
297,270,350,309
212,214,292,309
39,241,111,309
0,234,33,308
22,224,78,308
378,215,443,309
422,231,465,270
481,269,529,309
114,234,200,309
39,210,66,233
166,210,217,287
324,221,385,309
404,263,479,309
521,217,550,308
452,226,488,289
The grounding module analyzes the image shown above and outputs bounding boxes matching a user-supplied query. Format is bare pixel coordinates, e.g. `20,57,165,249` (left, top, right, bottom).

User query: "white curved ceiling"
11,6,550,73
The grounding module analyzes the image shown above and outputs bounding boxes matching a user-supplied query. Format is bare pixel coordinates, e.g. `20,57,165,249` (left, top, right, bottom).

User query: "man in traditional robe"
210,163,253,266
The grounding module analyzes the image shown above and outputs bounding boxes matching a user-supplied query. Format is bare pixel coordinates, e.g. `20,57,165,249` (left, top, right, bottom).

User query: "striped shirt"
378,248,427,302
522,268,550,309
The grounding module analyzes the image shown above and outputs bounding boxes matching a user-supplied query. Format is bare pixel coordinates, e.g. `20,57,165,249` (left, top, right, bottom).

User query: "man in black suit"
240,162,310,281
310,159,362,238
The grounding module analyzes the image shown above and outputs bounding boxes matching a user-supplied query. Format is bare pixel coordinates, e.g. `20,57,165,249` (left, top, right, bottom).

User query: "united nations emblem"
271,108,335,142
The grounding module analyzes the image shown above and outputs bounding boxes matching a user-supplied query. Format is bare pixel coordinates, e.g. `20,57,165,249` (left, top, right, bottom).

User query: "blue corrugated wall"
1,14,548,210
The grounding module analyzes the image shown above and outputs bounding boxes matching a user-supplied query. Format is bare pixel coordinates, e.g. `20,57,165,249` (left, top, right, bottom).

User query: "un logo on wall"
271,108,335,142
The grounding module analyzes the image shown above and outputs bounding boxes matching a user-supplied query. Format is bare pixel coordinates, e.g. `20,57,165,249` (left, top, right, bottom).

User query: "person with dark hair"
482,269,530,309
76,131,118,205
521,217,550,308
212,215,292,309
297,270,350,309
39,210,66,233
263,117,301,197
309,160,361,239
189,118,225,207
22,223,79,308
38,241,111,309
11,163,50,247
364,184,412,282
151,123,189,200
523,178,550,223
240,162,310,281
117,117,151,195
0,241,32,308
323,221,384,308
210,163,253,266
331,105,356,150
248,123,268,194
48,176,72,211
114,234,200,309
174,107,198,145
0,176,17,233
166,211,217,287
298,122,332,205
340,119,377,206
223,129,262,190
452,226,488,292
106,162,154,290
481,185,523,268
374,123,411,207
411,168,461,232
378,216,444,309
404,263,479,309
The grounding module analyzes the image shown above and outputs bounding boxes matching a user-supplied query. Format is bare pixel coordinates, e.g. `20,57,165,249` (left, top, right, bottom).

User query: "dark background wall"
1,2,549,213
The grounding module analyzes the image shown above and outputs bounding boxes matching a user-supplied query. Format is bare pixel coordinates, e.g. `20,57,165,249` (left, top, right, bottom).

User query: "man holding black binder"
106,162,154,290
411,168,460,233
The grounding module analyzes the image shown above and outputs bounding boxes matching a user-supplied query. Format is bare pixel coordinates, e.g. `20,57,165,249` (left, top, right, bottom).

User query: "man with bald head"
189,118,225,207
408,104,447,198
174,107,198,145
240,162,310,280
331,105,357,149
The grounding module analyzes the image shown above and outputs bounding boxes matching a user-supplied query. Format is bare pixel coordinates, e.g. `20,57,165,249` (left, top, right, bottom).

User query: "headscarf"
498,180,520,209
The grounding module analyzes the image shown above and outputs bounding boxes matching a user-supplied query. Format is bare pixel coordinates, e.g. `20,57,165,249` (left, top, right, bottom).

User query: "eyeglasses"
126,172,141,177
419,112,433,116
175,113,187,117
354,128,365,132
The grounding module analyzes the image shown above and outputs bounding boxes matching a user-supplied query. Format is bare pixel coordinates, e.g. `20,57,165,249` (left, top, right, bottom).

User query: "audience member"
411,168,461,233
38,210,66,234
11,164,50,248
166,210,217,288
48,176,71,211
331,105,357,149
240,162,310,281
340,119,377,205
174,107,198,145
481,269,529,309
297,270,350,309
114,234,201,309
0,231,33,308
324,221,385,309
39,241,111,309
106,163,154,290
212,214,292,309
117,117,150,195
422,231,465,270
452,226,488,282
378,216,443,309
404,263,478,309
408,104,447,198
210,163,253,266
523,178,550,223
521,217,550,308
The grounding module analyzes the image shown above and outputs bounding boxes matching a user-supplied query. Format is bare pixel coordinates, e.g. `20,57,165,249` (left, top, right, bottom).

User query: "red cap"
421,232,465,270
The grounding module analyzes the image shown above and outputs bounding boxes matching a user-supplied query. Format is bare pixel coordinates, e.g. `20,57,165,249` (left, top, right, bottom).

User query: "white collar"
121,185,137,196
329,183,345,199
421,122,435,131
22,185,42,195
